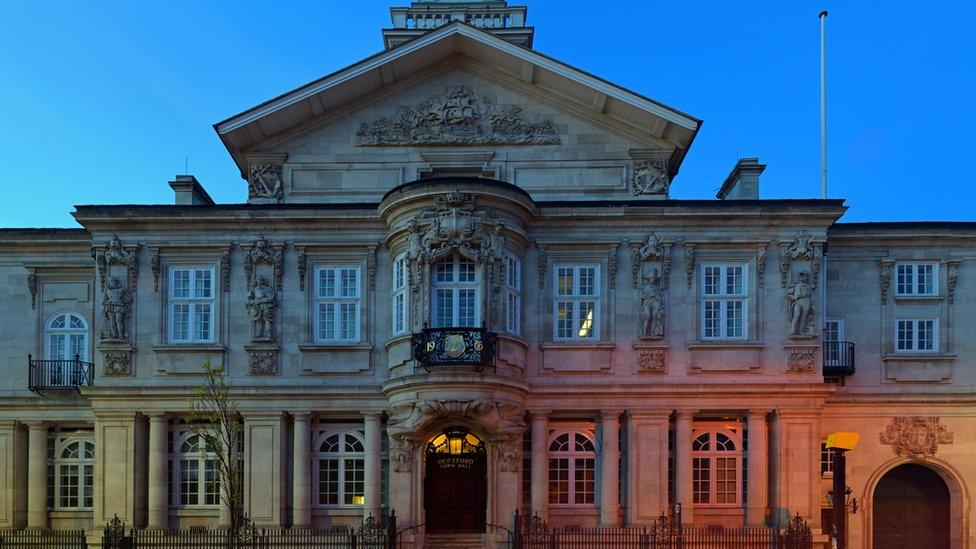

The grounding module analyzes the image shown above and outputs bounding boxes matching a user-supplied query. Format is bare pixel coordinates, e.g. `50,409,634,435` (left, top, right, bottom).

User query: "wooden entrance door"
424,429,487,533
873,464,950,549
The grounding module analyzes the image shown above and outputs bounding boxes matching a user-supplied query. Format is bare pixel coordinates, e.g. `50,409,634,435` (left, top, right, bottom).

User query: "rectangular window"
548,458,569,504
895,263,938,296
506,255,521,334
169,267,215,343
820,441,834,476
431,258,480,328
316,267,361,342
318,459,340,506
692,457,710,504
823,319,845,365
392,254,408,335
701,264,748,340
895,319,937,353
553,264,600,340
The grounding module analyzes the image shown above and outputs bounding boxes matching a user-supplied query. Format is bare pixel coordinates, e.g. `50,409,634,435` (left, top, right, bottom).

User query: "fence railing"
822,340,855,376
28,354,94,392
0,529,87,548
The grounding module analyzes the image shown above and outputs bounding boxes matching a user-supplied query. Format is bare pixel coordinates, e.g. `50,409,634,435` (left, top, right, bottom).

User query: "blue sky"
1,1,973,227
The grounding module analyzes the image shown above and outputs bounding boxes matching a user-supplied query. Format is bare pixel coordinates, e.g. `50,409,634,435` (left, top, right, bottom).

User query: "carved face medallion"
443,334,467,358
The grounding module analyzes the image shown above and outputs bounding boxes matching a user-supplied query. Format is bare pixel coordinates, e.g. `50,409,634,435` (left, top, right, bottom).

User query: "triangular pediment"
215,22,700,180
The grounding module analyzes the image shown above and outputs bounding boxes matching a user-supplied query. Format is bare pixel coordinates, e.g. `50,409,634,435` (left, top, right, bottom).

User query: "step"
424,532,486,548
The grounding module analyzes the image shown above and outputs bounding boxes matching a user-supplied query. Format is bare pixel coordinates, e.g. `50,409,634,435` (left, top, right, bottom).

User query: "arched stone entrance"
872,463,950,548
424,427,487,533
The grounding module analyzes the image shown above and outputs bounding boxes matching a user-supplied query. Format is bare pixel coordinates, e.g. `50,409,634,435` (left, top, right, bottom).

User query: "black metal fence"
512,509,813,549
0,529,87,548
27,354,94,392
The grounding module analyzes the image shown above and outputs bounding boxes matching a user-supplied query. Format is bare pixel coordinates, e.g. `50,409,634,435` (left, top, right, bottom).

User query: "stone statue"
246,275,277,342
640,269,665,338
101,276,132,341
786,271,813,336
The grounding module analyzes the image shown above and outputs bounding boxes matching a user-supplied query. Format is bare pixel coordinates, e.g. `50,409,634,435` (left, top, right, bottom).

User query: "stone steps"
424,532,486,548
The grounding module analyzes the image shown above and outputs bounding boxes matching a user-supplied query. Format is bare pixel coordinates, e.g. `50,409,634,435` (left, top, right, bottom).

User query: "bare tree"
188,362,245,535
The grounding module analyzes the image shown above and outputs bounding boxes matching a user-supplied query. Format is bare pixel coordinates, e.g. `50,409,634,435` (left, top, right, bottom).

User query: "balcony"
823,341,855,376
412,327,497,372
28,354,94,393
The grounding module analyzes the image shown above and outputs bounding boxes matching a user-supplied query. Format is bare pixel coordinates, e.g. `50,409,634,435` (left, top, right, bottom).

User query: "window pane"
556,302,573,338
318,459,339,506
557,268,574,296
319,303,336,341
918,320,934,351
340,303,357,340
458,289,476,327
172,304,190,341
577,301,596,338
205,459,220,505
394,259,405,289
49,334,66,360
394,294,405,334
194,270,212,298
340,269,358,297
435,263,453,283
918,264,934,294
320,269,336,297
548,458,569,504
435,288,453,328
458,260,475,282
897,320,911,351
704,266,720,295
578,268,596,296
172,270,190,298
343,458,365,505
725,266,743,295
725,300,744,338
194,304,211,341
180,460,199,506
574,458,595,504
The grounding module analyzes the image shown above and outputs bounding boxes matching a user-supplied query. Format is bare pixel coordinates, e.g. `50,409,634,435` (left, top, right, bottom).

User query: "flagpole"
820,10,829,199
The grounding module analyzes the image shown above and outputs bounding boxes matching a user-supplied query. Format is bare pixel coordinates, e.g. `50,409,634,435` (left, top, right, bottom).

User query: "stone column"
0,421,28,530
363,413,383,520
146,414,169,529
26,422,47,530
292,413,312,528
600,411,621,526
673,411,695,526
529,412,549,520
745,410,769,527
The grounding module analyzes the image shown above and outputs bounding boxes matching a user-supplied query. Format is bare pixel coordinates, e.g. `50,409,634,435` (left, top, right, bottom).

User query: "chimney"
716,158,766,200
168,175,215,206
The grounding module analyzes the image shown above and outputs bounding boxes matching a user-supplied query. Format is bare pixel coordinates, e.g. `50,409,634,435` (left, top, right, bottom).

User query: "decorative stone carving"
96,235,141,289
683,242,696,288
879,417,954,460
386,398,526,474
607,243,619,290
296,247,307,292
150,248,160,293
633,159,670,196
355,86,560,146
102,352,131,376
26,270,37,309
639,269,665,339
101,276,132,342
786,348,815,372
637,348,666,373
756,244,768,288
947,260,960,304
220,247,232,292
245,235,283,291
248,351,278,375
878,259,893,305
535,241,548,290
367,245,378,291
786,272,815,337
778,232,818,289
246,275,277,342
247,163,283,199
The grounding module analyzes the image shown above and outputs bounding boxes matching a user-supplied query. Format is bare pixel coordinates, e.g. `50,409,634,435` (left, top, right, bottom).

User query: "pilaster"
292,412,312,528
363,412,383,520
26,422,47,530
673,410,696,526
599,411,621,526
0,421,27,530
529,411,549,520
745,410,770,527
93,412,145,527
146,413,169,529
625,410,671,525
244,412,287,527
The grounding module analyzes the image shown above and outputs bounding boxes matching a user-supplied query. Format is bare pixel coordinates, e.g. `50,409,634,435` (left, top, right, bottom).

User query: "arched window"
548,430,596,506
431,255,479,328
314,430,365,507
51,437,94,510
169,429,220,508
45,313,87,361
692,430,741,506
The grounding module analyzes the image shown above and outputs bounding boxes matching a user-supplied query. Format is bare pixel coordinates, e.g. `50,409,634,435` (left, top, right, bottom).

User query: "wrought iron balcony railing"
412,327,497,372
28,354,94,393
822,341,855,376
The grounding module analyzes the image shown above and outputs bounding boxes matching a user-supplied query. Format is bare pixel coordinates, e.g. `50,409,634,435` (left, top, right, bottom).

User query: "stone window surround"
312,428,366,509
690,424,744,509
541,246,615,344
303,251,372,349
156,255,225,347
168,426,221,510
699,262,750,341
44,311,89,361
893,317,940,354
166,266,217,344
313,265,363,343
893,261,940,298
689,248,763,345
546,428,597,508
431,254,482,328
48,433,95,511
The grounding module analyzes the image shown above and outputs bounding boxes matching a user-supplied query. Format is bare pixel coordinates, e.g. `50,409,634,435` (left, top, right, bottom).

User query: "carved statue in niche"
640,269,665,338
248,164,283,199
633,160,671,195
246,275,277,342
786,271,814,337
101,276,132,342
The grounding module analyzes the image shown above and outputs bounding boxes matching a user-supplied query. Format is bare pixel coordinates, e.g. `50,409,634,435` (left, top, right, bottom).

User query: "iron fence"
0,529,87,548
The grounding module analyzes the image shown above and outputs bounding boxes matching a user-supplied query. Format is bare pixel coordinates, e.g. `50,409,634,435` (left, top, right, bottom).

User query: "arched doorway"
873,463,950,548
424,427,487,533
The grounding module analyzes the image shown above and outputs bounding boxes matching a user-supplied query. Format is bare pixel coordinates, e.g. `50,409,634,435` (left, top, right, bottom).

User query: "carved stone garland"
786,348,815,372
683,242,696,288
946,260,960,304
630,234,672,340
26,269,37,309
386,399,526,473
403,190,509,333
879,417,953,460
637,349,666,373
877,259,893,305
220,246,233,292
355,86,560,147
607,243,619,290
150,248,161,293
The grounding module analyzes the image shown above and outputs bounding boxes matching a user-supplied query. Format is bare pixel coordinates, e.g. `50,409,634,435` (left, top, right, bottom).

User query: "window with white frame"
168,267,215,343
432,255,479,328
46,313,87,361
692,429,741,506
314,430,365,507
820,441,834,476
547,431,596,506
895,263,938,296
823,318,845,365
392,254,408,335
895,319,937,353
168,428,220,508
48,436,94,510
701,263,748,340
553,265,599,340
506,254,521,334
316,266,361,342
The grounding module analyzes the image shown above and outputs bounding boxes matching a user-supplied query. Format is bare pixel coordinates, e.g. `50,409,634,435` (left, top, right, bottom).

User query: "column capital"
24,421,49,430
528,410,550,420
145,412,170,422
674,409,697,420
600,410,624,420
291,411,313,422
362,411,384,421
745,409,772,421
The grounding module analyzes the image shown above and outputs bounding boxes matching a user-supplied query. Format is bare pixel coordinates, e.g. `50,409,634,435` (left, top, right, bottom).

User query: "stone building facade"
0,2,973,547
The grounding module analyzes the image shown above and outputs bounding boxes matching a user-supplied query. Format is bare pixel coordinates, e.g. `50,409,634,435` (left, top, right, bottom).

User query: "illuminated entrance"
424,427,487,533
873,464,950,549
